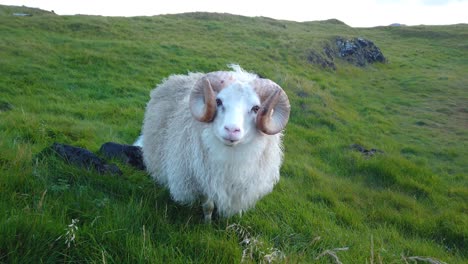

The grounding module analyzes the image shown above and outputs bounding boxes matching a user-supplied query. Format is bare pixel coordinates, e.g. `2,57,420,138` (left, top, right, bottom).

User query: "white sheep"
140,65,290,222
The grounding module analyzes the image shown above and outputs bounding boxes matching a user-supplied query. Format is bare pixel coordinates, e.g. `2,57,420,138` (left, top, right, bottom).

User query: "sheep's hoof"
202,198,214,224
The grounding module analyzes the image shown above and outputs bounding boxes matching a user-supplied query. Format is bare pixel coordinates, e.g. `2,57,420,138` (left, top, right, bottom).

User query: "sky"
2,0,468,27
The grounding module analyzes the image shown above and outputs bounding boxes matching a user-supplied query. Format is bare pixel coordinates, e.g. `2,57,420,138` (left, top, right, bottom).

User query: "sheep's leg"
201,196,214,223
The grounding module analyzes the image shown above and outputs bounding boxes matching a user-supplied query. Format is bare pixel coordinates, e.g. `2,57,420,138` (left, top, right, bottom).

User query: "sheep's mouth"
222,137,240,146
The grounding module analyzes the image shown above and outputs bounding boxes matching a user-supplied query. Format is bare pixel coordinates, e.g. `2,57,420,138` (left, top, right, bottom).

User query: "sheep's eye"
251,105,260,113
216,98,223,107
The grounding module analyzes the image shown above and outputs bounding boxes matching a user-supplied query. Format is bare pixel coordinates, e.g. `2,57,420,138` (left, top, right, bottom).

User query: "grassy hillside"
0,5,467,263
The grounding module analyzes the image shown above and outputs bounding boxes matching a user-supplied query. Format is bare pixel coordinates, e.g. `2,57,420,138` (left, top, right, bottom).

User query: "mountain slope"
0,5,467,263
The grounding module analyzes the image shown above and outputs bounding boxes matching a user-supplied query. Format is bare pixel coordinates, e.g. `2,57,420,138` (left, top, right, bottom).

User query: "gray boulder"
336,37,386,66
307,37,386,69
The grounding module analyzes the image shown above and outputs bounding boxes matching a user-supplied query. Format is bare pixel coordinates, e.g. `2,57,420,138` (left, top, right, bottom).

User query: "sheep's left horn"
255,80,290,135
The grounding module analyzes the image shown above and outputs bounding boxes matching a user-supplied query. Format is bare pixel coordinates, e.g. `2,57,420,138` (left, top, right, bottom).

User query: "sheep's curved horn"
254,79,290,135
190,72,234,122
190,77,216,122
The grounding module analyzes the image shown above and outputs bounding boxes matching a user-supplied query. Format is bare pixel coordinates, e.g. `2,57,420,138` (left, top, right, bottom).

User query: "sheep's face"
190,68,290,142
212,83,260,146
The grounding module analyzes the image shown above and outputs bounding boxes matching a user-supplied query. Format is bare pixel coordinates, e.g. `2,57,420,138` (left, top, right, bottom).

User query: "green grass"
1,5,467,263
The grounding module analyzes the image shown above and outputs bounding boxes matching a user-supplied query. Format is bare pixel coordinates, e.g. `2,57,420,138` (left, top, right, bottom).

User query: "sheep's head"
189,68,290,146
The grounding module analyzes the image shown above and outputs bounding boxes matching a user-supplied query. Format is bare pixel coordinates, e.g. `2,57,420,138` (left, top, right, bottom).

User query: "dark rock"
336,37,386,66
50,142,122,175
99,142,145,170
350,144,384,157
307,37,386,69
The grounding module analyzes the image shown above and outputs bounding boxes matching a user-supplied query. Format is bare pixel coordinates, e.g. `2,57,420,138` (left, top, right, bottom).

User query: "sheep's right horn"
190,72,234,122
190,77,216,122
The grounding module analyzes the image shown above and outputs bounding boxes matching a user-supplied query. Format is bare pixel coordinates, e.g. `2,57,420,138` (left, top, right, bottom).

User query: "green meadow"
0,5,466,263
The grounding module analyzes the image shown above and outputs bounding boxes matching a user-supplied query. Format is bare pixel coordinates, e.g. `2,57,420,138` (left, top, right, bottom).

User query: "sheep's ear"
189,72,234,122
254,79,290,135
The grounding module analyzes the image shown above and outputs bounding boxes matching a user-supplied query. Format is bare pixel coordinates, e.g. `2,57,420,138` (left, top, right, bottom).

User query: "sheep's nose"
224,125,241,135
